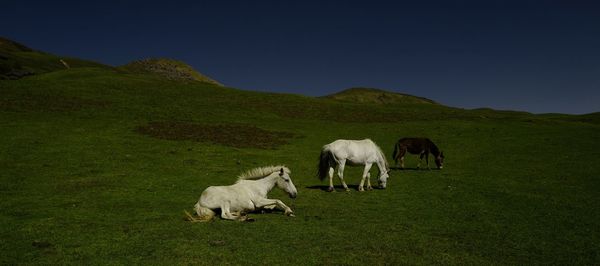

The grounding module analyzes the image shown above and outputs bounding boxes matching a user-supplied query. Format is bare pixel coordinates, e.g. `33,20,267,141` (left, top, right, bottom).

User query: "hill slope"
120,58,223,86
0,37,221,86
324,87,438,105
0,37,110,79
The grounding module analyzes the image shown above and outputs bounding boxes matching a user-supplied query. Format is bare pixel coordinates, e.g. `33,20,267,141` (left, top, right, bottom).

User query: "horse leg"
220,202,242,221
232,211,249,221
327,167,335,192
337,159,350,192
366,172,373,190
425,152,430,170
254,198,294,216
418,152,425,169
400,155,405,169
399,148,406,169
358,163,373,192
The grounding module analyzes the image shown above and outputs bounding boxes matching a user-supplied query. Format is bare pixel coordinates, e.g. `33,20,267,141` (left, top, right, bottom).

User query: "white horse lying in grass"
318,139,390,192
188,166,297,222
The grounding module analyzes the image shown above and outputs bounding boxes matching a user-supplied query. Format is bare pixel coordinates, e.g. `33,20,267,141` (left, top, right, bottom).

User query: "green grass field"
1,67,599,264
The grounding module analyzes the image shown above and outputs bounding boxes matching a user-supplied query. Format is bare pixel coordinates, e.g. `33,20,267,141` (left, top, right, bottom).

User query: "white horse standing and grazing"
318,139,389,191
189,166,297,222
318,139,390,192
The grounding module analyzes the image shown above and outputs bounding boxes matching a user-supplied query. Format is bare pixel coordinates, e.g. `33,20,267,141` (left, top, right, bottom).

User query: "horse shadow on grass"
305,184,384,192
389,166,440,171
306,168,442,192
187,208,286,223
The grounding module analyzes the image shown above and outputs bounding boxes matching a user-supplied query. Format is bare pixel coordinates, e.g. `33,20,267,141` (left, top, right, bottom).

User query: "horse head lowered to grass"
188,166,297,222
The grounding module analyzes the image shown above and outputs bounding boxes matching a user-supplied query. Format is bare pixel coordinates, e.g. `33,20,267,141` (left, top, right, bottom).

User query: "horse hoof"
327,187,334,192
367,187,373,191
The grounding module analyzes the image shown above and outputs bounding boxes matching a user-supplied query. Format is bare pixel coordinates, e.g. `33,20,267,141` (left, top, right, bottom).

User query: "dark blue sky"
3,1,599,114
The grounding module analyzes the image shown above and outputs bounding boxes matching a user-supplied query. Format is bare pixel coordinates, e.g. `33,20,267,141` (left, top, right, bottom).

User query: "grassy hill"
1,46,599,264
1,37,221,86
0,37,110,79
324,87,438,105
120,58,223,86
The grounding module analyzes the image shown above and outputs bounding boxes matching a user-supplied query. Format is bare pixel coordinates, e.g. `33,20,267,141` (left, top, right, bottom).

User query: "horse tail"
185,203,215,222
317,148,336,181
392,141,400,161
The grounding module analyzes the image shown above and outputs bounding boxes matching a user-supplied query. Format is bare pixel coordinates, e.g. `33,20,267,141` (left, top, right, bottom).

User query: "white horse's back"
198,184,254,211
325,139,387,165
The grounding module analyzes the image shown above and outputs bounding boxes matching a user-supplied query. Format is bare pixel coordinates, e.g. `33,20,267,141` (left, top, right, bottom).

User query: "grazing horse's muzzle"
289,192,297,199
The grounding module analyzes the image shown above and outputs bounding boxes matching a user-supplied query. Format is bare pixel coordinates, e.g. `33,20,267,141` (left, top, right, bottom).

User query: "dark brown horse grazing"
392,138,444,169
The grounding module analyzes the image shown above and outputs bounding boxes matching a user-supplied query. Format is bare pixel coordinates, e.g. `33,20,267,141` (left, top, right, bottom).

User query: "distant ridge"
0,37,34,52
324,87,438,105
1,36,110,80
120,58,223,86
0,37,221,85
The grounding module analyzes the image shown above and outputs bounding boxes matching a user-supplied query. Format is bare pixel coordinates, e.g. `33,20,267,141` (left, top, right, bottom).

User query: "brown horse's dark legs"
398,148,407,169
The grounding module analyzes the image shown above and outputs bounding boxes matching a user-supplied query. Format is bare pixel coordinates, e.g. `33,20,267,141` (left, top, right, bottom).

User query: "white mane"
369,139,389,169
236,165,290,182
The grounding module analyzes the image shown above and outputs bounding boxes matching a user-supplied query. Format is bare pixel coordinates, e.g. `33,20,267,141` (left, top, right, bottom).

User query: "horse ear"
279,168,284,176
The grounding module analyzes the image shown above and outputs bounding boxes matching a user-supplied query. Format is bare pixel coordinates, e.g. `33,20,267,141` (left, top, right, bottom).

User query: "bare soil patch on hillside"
135,121,297,149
